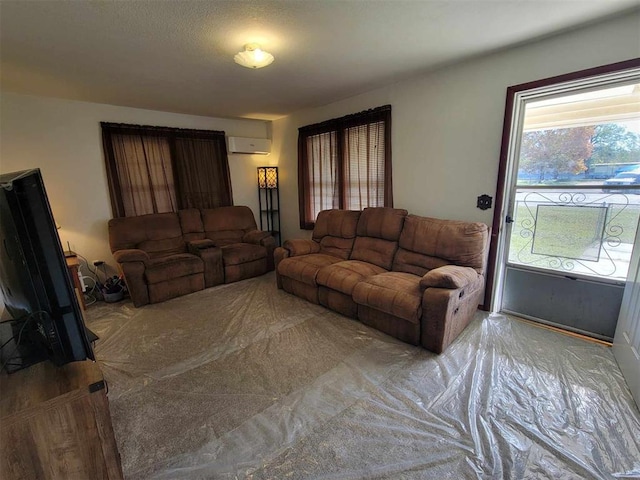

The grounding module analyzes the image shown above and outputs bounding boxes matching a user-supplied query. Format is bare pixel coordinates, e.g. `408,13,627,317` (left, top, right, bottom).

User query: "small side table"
65,254,86,311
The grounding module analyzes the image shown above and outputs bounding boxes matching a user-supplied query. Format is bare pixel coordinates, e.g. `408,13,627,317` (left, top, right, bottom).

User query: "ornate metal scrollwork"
509,190,635,279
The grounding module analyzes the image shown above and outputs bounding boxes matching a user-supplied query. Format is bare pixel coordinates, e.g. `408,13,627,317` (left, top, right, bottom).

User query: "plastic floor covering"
84,272,640,479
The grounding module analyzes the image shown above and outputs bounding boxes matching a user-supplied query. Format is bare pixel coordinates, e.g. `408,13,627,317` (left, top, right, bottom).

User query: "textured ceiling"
1,1,637,120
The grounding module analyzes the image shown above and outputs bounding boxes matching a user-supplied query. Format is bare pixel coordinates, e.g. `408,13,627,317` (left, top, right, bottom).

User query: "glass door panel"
501,81,640,340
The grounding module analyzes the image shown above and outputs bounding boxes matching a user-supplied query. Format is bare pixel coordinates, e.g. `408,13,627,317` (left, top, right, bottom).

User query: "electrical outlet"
93,260,104,267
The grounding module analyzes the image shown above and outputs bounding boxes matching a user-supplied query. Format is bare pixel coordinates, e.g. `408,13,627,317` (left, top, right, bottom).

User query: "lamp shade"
257,167,278,189
234,43,274,69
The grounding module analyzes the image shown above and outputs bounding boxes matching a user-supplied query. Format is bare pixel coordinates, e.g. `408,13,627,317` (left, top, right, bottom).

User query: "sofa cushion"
349,207,407,269
113,249,149,264
201,206,257,231
225,259,267,284
108,212,186,256
277,254,343,286
207,230,245,246
350,237,399,270
139,236,187,259
243,230,272,244
392,248,450,277
355,207,408,241
188,239,216,251
353,272,423,324
283,239,321,256
319,236,355,260
179,209,205,243
145,254,204,284
311,209,361,259
316,260,386,296
221,243,266,266
312,209,361,241
201,206,258,246
396,215,489,273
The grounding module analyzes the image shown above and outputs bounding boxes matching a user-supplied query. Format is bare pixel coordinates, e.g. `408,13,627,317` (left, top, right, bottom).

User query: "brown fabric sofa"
108,206,275,307
275,208,489,354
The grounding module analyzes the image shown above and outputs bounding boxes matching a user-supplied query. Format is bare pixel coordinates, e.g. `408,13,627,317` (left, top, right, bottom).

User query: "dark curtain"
102,123,232,217
298,105,392,229
105,133,177,217
173,135,232,210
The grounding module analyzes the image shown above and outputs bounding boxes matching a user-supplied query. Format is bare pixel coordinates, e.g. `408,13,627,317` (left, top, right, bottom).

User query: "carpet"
85,272,640,479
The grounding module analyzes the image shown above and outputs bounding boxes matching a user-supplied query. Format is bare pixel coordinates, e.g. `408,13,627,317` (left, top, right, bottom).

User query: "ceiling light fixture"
234,43,274,69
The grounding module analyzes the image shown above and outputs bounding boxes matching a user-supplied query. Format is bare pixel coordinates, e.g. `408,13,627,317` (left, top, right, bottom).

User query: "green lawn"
508,201,640,265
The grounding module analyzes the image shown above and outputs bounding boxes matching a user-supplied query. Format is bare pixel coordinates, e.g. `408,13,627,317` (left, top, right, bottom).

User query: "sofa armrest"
242,230,272,244
187,239,216,250
282,238,320,257
112,250,149,307
187,243,224,288
421,275,484,354
113,249,149,264
186,240,223,286
273,247,290,289
241,230,276,271
419,265,478,290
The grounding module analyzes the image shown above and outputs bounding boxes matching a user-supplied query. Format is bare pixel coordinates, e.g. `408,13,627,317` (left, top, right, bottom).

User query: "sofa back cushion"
393,215,489,276
312,209,361,260
350,207,408,270
109,212,186,258
392,249,450,276
178,209,205,242
201,206,257,246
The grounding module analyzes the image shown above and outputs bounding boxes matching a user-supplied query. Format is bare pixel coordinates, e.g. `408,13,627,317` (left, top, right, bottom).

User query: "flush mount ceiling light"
234,43,274,69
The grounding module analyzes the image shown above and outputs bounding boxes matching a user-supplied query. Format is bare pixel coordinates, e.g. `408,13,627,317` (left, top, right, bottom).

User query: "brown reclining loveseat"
108,206,275,307
275,207,489,354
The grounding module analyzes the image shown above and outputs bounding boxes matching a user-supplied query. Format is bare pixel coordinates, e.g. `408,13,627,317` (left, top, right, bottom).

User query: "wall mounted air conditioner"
227,137,271,155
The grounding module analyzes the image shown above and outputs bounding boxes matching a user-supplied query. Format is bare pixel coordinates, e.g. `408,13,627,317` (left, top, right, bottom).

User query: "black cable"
0,312,34,351
77,253,102,285
80,276,99,305
1,315,35,365
76,257,98,285
76,253,97,276
0,335,15,352
0,311,46,372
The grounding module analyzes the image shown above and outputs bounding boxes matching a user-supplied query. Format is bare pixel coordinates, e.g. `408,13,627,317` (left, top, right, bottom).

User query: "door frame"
484,58,640,311
612,216,640,407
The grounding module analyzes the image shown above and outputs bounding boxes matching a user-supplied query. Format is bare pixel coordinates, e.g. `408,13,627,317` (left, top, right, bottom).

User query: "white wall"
272,12,640,242
0,93,270,269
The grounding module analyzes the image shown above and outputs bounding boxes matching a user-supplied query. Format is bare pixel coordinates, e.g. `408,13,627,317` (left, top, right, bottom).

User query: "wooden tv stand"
0,360,123,480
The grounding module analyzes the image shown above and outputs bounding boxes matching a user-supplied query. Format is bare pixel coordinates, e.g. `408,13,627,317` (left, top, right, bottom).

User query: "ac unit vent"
227,137,271,155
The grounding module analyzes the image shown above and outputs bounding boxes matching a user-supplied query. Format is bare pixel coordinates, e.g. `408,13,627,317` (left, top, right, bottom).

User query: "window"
101,123,232,217
297,105,392,229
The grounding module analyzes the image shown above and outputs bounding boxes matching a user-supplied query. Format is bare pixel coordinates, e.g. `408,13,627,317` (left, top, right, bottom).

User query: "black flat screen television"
0,168,94,373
